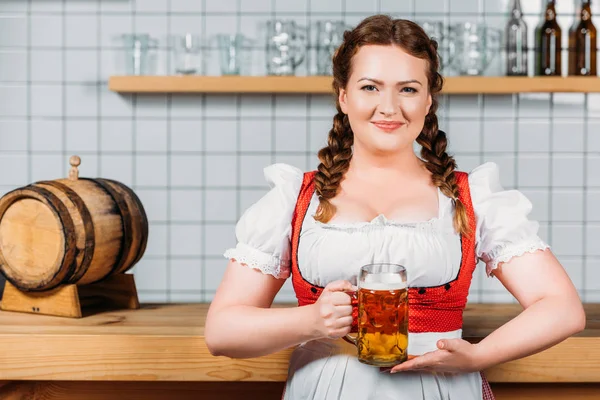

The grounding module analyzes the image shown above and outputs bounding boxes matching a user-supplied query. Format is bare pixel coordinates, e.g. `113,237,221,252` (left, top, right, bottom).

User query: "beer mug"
265,20,307,76
315,20,345,75
448,22,502,76
344,263,408,367
416,20,455,73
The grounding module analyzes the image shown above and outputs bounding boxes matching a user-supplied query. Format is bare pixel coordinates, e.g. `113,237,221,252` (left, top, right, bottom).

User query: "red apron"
285,170,494,400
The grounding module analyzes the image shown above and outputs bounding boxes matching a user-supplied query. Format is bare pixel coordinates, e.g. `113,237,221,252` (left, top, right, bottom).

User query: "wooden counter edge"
0,381,598,400
0,334,597,383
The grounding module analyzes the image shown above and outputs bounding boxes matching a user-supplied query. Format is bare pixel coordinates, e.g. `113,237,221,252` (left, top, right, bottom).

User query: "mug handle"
485,29,502,67
342,289,358,346
343,333,358,346
292,26,308,68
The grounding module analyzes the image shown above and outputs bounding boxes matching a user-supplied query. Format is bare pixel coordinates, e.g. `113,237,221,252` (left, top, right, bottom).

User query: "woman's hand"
312,280,357,340
388,339,485,374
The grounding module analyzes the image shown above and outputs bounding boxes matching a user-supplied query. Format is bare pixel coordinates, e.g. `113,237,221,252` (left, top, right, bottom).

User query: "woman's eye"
402,87,417,93
361,85,377,92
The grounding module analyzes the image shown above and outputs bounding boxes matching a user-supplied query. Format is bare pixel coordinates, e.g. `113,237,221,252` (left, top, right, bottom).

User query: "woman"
205,15,585,399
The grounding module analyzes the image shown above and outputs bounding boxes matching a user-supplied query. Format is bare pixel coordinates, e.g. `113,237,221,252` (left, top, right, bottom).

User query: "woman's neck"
346,145,426,184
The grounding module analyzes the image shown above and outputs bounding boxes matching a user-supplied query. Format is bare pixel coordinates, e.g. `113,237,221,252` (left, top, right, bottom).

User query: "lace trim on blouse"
224,242,291,279
483,237,550,276
315,214,443,234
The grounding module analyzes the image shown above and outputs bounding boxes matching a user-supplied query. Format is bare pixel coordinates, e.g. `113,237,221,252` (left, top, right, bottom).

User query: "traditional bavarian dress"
224,162,549,400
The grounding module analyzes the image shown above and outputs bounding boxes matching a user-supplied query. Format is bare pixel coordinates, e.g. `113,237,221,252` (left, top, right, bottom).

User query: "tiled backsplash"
0,0,599,303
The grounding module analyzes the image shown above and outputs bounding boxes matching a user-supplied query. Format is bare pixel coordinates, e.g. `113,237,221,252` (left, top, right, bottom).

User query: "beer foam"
360,273,407,290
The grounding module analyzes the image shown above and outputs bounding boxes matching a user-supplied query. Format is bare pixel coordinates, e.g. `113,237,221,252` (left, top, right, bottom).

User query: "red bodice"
289,171,477,333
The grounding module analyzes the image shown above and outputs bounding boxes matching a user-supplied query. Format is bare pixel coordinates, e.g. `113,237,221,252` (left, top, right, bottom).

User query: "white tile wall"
0,51,27,81
0,120,28,151
66,85,98,117
170,120,204,151
0,0,598,304
31,154,64,182
30,16,62,47
65,120,99,152
100,154,134,186
31,50,63,82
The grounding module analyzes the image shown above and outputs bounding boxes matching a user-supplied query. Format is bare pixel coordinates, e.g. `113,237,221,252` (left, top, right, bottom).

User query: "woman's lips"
371,121,405,132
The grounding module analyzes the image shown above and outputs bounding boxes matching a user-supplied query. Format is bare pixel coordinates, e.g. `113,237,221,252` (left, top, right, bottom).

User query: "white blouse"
224,162,549,288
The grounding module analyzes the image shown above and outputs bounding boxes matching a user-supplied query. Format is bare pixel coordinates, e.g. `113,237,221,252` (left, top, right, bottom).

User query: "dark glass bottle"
569,0,597,75
506,0,528,75
535,0,562,76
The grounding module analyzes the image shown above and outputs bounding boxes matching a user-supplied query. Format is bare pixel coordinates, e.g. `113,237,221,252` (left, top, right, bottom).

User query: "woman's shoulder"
466,161,500,182
464,162,504,200
462,162,548,275
240,163,307,219
222,163,310,279
463,161,534,213
263,163,306,188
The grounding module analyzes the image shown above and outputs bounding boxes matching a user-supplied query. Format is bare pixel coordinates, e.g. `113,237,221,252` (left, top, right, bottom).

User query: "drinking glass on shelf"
416,21,455,73
216,33,253,75
448,22,502,76
315,20,346,76
121,34,158,75
172,34,202,75
265,20,307,76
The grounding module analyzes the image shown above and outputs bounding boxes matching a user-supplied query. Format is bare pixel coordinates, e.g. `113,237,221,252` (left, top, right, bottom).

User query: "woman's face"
339,44,432,157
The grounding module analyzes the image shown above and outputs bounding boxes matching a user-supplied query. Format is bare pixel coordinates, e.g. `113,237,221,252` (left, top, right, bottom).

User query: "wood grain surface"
0,303,597,383
108,76,600,94
0,381,598,400
0,274,139,318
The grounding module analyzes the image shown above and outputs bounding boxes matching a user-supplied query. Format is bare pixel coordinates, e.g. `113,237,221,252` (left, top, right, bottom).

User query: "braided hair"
313,15,470,237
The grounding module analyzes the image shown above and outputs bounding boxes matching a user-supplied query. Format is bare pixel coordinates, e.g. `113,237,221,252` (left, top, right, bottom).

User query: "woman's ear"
339,88,348,114
426,93,432,114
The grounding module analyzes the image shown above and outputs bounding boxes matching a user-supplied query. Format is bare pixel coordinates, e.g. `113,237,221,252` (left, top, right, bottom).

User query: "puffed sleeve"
469,162,550,276
223,163,303,279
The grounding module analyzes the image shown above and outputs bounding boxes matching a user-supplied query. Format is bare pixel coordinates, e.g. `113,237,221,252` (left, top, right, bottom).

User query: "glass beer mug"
265,20,306,76
344,263,408,367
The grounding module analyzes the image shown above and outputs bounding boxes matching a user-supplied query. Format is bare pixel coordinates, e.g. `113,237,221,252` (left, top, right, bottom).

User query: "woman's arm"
205,260,355,359
471,248,586,369
389,249,586,373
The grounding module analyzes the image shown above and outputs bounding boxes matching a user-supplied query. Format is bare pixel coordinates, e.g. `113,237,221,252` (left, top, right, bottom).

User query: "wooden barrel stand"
0,273,139,318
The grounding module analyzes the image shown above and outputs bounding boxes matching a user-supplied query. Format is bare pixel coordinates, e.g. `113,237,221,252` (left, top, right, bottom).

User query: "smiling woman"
338,47,431,154
205,14,585,400
312,19,460,231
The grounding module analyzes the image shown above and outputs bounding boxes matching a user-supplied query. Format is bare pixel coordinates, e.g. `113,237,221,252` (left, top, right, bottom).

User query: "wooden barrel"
0,156,148,292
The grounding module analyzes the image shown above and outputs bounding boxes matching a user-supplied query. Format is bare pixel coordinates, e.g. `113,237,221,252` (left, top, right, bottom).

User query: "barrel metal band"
104,178,149,269
37,180,95,283
83,178,131,280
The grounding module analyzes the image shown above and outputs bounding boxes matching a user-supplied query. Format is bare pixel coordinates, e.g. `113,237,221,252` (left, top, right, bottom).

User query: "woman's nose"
378,91,399,117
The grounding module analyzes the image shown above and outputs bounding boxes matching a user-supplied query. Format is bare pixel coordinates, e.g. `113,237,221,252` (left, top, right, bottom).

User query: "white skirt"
283,334,483,400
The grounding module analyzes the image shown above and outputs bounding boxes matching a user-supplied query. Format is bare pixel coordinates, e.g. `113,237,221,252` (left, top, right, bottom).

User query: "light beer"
356,282,408,367
344,263,408,366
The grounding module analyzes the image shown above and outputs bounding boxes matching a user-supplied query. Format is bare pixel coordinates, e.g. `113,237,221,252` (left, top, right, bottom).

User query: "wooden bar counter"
0,303,598,399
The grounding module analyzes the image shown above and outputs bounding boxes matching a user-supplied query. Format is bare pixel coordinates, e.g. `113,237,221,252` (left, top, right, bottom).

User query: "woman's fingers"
333,315,353,329
330,291,353,306
324,280,356,293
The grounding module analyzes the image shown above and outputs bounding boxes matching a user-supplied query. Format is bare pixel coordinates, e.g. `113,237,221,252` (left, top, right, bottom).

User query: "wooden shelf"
108,75,600,94
109,76,333,94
